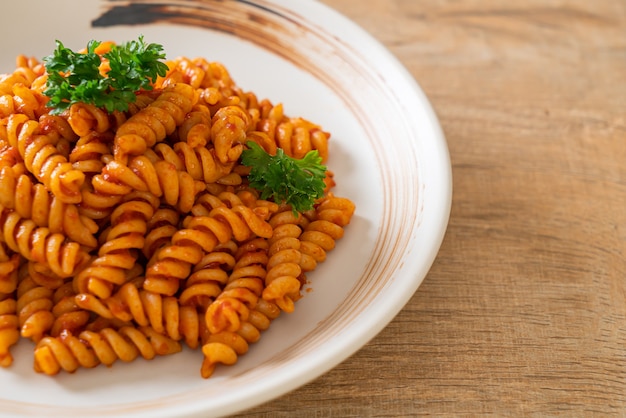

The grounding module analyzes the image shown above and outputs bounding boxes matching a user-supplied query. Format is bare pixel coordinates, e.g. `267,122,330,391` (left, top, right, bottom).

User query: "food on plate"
0,36,355,378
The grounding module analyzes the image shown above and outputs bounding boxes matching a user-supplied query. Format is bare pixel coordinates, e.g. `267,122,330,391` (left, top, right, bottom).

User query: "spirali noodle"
0,46,354,378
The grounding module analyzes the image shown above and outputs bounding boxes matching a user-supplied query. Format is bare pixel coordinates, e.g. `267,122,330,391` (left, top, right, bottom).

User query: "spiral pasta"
159,57,237,94
295,195,355,278
49,280,91,337
210,105,250,164
0,242,20,367
16,273,55,343
33,325,182,375
0,55,46,120
143,197,275,297
113,83,196,163
73,191,159,300
0,242,20,294
90,149,207,215
76,279,210,351
0,165,98,247
0,205,90,278
179,246,235,310
262,208,308,313
68,103,112,137
0,293,19,367
143,207,181,260
4,113,86,204
69,130,113,176
201,237,275,378
153,141,236,185
0,48,355,378
177,105,211,148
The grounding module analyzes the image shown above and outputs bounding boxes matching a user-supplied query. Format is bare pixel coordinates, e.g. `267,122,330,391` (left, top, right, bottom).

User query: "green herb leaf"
241,141,327,215
43,36,168,114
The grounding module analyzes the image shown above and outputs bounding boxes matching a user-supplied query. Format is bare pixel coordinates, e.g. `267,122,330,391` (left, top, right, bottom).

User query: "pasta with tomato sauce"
0,39,355,378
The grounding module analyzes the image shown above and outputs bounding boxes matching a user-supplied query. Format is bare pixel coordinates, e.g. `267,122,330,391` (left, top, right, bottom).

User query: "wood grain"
235,0,626,415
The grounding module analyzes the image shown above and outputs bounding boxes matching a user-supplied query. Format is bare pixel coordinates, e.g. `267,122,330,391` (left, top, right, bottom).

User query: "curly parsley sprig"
43,36,169,114
241,141,327,214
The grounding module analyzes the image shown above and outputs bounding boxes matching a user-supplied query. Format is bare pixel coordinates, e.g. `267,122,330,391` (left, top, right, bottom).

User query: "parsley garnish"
43,36,169,114
241,141,327,214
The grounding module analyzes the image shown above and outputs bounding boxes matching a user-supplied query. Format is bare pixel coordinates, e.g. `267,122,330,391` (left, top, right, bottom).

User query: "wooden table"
237,0,626,415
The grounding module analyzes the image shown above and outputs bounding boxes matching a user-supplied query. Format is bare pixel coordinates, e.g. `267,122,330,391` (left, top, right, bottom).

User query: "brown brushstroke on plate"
92,1,289,43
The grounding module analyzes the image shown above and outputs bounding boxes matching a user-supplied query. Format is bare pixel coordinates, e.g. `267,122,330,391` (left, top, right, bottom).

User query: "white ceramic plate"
0,1,451,416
